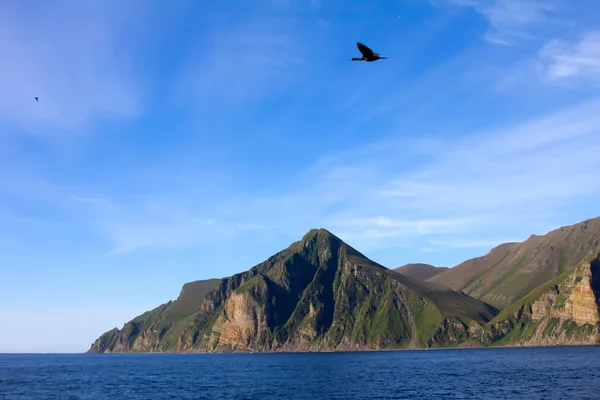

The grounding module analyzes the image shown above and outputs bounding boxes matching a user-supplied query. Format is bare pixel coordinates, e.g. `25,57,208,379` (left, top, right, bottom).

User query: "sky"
1,0,600,353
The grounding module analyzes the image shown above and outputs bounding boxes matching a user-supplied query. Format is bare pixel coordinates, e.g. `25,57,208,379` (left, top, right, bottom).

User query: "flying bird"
34,97,38,102
349,42,388,62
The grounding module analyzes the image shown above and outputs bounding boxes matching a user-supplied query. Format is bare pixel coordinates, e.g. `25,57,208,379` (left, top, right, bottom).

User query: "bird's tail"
349,57,363,61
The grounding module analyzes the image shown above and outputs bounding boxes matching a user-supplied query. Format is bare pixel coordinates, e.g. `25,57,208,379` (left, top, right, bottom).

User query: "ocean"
1,346,599,399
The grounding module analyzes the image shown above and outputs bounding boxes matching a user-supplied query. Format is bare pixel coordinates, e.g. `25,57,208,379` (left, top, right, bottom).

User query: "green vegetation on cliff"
482,252,600,347
88,229,496,353
88,217,600,354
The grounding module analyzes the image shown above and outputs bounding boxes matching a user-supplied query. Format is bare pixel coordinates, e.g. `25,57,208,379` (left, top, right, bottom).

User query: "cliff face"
483,253,600,347
88,220,600,354
88,229,497,353
428,217,600,309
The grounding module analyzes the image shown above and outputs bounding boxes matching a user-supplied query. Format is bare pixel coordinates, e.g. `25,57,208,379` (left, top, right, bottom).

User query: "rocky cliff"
482,252,600,346
88,217,600,353
88,229,497,353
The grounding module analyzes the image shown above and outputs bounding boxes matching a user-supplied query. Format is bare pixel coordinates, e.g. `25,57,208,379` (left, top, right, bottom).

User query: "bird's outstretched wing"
357,42,375,58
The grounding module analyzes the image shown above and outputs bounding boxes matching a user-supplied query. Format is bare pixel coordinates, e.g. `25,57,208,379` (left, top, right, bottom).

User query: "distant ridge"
394,263,448,281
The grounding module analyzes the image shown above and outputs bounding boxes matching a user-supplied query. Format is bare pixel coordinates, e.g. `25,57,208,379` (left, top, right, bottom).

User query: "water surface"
1,346,599,399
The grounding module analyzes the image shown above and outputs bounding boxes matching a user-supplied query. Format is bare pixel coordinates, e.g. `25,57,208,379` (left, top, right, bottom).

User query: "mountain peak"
87,215,600,354
299,228,345,254
298,228,376,268
301,228,337,241
89,226,497,354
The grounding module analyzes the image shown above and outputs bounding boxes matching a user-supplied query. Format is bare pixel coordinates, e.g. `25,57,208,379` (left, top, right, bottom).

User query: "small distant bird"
349,42,388,62
35,97,38,102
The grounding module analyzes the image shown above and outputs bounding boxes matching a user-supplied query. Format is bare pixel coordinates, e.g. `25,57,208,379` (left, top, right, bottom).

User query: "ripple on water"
1,347,600,399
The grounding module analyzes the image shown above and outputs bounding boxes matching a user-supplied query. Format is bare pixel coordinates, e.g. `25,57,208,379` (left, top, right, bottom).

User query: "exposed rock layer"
88,219,600,353
483,253,600,347
89,229,497,353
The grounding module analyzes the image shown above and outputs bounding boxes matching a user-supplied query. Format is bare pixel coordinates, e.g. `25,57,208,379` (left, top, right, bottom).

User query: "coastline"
82,342,600,355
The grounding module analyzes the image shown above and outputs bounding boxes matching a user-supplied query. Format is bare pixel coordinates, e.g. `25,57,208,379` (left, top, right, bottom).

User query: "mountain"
427,217,600,309
394,263,448,281
88,229,497,353
481,251,600,346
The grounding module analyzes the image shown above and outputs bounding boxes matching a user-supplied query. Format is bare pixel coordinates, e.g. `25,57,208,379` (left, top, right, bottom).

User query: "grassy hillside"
428,217,600,308
87,278,220,353
481,252,600,346
87,216,600,353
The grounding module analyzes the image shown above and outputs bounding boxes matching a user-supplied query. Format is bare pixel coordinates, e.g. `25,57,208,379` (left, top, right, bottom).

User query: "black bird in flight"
349,42,388,62
35,97,38,102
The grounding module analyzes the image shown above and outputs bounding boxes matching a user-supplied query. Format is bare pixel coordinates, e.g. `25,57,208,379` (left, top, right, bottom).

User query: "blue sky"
1,0,600,353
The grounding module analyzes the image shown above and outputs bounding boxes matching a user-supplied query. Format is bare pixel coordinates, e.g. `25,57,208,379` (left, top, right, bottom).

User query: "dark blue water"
1,346,600,399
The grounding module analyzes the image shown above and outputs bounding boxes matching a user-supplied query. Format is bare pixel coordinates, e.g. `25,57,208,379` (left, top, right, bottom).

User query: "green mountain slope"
394,263,448,281
481,252,600,346
427,217,600,309
88,278,220,353
88,229,497,353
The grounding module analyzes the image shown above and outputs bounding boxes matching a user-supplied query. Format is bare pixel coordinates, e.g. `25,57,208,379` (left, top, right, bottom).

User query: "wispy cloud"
334,98,600,246
426,238,518,249
67,194,273,254
434,0,562,45
537,30,600,84
2,2,599,264
56,97,600,255
174,18,307,115
271,98,600,247
0,2,143,135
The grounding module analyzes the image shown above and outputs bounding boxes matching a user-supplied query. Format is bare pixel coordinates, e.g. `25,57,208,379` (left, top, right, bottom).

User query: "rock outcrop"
482,252,600,347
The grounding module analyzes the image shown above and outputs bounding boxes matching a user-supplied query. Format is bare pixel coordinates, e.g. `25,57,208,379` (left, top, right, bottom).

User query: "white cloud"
4,94,590,257
3,97,600,257
538,30,600,84
286,98,600,249
0,2,143,135
1,1,598,259
381,109,600,209
436,0,562,45
80,101,600,254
